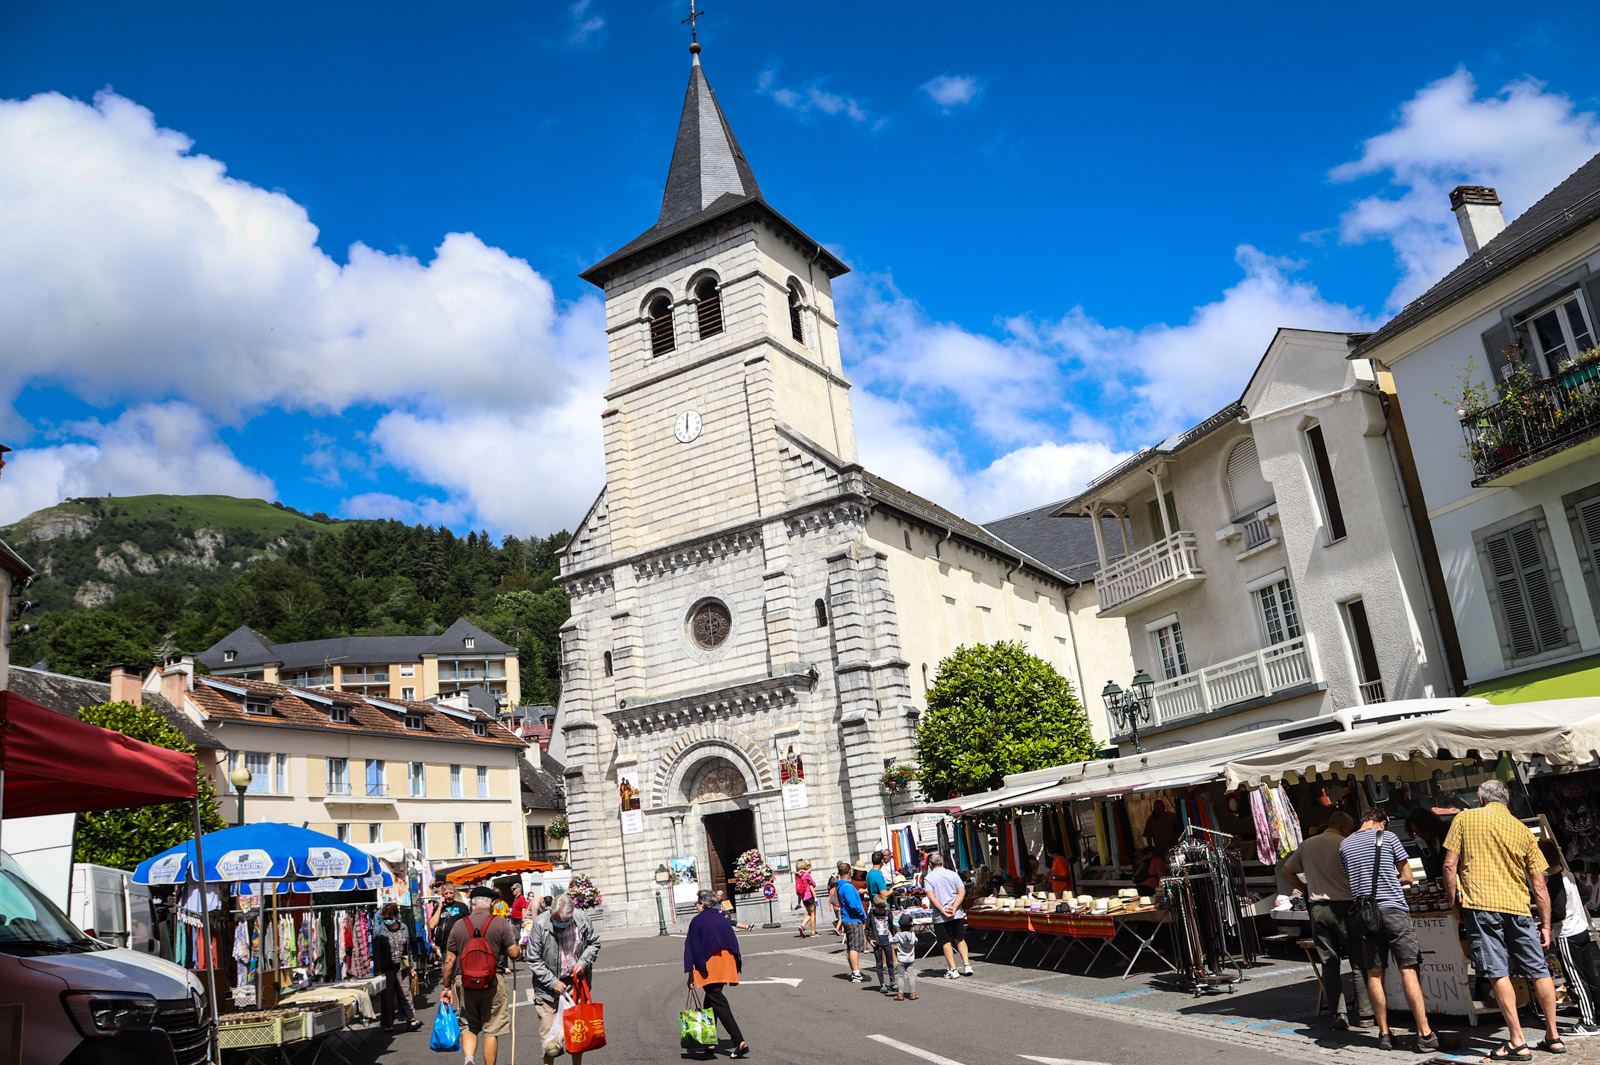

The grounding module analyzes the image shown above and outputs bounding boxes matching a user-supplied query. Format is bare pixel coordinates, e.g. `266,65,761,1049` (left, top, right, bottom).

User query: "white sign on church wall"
782,783,808,810
620,810,644,835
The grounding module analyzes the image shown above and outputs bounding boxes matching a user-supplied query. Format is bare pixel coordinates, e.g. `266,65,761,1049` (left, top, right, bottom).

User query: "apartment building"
196,618,520,708
1355,161,1600,694
1056,328,1451,750
137,660,527,863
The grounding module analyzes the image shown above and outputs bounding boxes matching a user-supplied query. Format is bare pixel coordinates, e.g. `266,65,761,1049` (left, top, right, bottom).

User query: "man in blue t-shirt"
834,860,867,981
866,851,891,904
1338,807,1436,1054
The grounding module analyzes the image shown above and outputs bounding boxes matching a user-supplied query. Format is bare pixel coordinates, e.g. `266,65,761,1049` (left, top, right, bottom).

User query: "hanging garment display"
1161,825,1258,994
1249,788,1274,864
1093,802,1110,869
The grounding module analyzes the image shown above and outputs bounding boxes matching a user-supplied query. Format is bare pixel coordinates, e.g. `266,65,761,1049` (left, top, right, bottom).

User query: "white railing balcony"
1096,530,1205,616
1143,635,1322,729
1358,679,1387,704
440,667,508,682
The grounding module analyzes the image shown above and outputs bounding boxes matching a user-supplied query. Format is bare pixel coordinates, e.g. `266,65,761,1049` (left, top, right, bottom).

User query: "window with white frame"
480,822,494,854
410,823,425,850
453,822,466,856
276,753,288,794
464,637,475,650
327,757,350,795
450,765,462,798
1519,293,1597,376
368,823,383,844
336,823,350,843
408,761,426,797
1256,578,1303,645
1303,423,1347,543
1341,598,1386,703
400,665,415,678
401,686,416,700
245,751,272,794
365,759,386,796
223,650,236,662
477,766,489,798
1152,620,1188,679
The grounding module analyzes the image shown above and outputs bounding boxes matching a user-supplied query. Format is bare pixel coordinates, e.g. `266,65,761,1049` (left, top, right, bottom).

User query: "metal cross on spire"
682,0,705,48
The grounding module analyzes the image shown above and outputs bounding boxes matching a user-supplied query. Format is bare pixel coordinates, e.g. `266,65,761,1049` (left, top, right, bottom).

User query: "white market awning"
904,778,1066,816
1224,698,1600,787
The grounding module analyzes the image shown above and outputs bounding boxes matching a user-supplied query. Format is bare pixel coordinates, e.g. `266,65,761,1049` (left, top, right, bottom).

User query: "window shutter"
1510,524,1566,651
1578,498,1600,570
1582,275,1600,344
1485,531,1536,656
1481,319,1516,383
1225,439,1272,517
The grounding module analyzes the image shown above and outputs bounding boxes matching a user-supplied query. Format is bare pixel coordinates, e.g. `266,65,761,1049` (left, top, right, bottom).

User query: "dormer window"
464,637,475,650
244,697,271,716
329,706,350,725
223,650,236,663
788,281,805,344
648,294,675,355
695,278,723,339
472,721,488,737
404,713,425,731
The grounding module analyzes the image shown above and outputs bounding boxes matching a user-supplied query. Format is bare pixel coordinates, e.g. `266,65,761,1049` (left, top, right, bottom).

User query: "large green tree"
915,641,1097,801
73,702,227,869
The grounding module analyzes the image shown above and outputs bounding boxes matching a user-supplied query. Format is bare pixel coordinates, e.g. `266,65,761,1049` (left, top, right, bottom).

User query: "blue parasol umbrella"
234,868,395,895
133,822,380,886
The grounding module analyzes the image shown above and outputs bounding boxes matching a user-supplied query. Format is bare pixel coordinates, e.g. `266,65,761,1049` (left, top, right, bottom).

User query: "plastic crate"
308,1004,345,1037
216,1011,311,1049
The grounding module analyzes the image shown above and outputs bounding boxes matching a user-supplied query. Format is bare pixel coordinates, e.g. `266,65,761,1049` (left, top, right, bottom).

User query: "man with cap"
440,886,521,1065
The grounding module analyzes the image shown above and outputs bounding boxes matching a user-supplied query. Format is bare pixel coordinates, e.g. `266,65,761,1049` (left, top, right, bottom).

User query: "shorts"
933,918,967,945
843,921,867,953
1464,908,1551,980
1353,907,1421,973
802,898,815,911
455,975,510,1037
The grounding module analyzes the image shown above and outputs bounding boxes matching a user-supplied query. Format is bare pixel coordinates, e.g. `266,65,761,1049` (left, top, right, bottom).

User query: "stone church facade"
554,48,1129,931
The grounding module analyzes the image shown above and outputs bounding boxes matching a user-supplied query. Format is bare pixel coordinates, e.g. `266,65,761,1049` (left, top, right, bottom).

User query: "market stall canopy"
235,867,396,895
443,858,554,884
0,690,197,818
1224,698,1600,787
133,822,381,886
904,777,1067,817
353,841,422,866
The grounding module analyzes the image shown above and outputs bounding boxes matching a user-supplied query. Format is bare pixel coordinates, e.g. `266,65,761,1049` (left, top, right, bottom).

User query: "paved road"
352,927,1317,1065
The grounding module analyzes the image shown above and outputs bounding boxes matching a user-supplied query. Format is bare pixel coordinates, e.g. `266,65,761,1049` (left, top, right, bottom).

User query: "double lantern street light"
1101,670,1157,753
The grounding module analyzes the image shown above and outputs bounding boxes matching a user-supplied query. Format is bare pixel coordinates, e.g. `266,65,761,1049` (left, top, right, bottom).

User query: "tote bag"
680,988,717,1049
563,976,607,1055
1349,832,1387,939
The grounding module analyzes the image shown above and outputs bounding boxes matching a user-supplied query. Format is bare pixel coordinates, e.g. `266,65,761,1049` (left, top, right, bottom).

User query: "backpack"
459,915,498,990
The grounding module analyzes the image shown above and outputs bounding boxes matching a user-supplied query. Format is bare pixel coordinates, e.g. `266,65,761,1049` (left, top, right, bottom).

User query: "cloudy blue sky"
3,0,1600,533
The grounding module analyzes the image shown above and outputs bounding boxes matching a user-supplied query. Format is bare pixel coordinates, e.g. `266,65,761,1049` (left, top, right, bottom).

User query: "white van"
69,864,159,955
0,851,210,1065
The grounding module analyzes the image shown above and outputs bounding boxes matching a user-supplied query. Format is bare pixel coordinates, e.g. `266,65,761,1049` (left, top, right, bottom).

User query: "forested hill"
5,495,571,704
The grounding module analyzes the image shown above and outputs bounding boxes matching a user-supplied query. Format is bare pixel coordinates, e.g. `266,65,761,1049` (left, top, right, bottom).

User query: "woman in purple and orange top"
685,889,748,1059
794,859,818,938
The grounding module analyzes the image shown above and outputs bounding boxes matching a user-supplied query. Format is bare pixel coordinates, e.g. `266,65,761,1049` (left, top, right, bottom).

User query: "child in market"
893,912,919,1000
870,900,896,994
1543,839,1600,1036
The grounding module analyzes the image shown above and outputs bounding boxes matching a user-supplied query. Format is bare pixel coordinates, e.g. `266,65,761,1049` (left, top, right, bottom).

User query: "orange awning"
443,859,554,885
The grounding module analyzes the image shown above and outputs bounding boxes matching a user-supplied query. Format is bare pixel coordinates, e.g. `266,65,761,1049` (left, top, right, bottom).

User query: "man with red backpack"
441,886,521,1065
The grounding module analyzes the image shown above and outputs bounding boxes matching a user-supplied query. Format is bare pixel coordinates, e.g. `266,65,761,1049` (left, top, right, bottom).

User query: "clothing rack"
1160,825,1256,995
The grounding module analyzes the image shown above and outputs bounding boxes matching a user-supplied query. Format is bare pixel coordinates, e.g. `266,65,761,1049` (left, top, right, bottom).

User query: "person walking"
373,902,421,1032
834,860,868,981
923,853,973,979
528,894,602,1065
1339,808,1436,1054
794,860,818,938
892,913,919,1000
440,887,521,1065
1444,780,1564,1059
1282,812,1371,1029
1541,839,1600,1039
686,888,750,1059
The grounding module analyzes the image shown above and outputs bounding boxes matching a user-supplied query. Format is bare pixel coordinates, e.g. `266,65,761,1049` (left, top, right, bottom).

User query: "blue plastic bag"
431,1003,461,1052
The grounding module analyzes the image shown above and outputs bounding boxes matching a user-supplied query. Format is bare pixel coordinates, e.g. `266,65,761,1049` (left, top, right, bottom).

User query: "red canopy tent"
0,690,198,818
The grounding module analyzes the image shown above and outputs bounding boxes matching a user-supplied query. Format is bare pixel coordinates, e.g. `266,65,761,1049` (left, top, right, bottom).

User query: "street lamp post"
229,765,253,826
1101,670,1157,753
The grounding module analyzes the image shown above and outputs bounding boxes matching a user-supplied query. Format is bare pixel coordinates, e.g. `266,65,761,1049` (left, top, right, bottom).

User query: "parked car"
1,850,210,1065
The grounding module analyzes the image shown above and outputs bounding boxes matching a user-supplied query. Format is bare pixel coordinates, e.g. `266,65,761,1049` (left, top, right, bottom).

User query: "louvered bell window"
788,284,805,344
1484,522,1567,658
695,278,723,339
649,295,675,356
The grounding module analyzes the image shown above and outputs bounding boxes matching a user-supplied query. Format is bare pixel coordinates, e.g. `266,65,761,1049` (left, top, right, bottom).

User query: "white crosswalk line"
868,1034,971,1065
1018,1057,1116,1065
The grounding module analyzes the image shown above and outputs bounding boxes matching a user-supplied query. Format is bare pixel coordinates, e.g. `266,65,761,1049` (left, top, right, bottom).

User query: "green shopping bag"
680,988,716,1049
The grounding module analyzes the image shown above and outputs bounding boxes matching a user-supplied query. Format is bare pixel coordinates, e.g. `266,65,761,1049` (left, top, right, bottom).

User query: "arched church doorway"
703,809,757,897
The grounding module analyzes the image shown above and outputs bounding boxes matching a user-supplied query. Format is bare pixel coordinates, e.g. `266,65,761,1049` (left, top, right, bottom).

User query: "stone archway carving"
690,760,748,803
653,723,774,807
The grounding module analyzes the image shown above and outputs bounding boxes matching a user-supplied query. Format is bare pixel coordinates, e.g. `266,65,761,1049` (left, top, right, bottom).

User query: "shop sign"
1382,912,1477,1024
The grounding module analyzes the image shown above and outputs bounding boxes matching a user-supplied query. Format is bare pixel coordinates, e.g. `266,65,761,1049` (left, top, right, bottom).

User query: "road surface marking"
738,976,803,986
1018,1057,1117,1065
868,1034,971,1065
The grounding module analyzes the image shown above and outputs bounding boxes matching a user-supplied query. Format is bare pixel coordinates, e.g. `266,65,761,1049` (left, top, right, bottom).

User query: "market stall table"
967,906,1176,979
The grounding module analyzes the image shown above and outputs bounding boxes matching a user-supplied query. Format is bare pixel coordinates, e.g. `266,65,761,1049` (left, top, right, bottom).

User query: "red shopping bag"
563,976,607,1054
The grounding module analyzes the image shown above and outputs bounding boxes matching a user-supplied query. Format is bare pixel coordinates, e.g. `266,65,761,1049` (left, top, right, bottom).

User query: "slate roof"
197,618,514,671
1353,151,1600,357
519,753,566,812
7,665,221,750
982,506,1126,582
579,55,848,286
189,675,524,748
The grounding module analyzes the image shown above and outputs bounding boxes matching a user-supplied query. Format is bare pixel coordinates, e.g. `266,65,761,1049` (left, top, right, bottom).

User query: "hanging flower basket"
546,814,569,841
566,873,602,909
727,849,773,894
880,764,917,793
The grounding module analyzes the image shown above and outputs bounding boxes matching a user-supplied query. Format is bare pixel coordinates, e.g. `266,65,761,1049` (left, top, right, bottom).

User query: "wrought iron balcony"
1129,635,1322,732
1095,530,1205,616
1461,357,1600,485
1358,679,1387,704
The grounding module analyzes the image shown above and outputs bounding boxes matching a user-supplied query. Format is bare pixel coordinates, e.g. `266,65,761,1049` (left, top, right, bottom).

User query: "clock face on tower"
674,409,702,443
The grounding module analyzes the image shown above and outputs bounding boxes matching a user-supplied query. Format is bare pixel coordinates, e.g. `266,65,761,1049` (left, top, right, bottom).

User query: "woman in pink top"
793,860,818,938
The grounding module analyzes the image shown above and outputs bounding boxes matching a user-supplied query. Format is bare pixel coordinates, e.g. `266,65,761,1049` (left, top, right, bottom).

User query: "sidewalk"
780,934,1600,1064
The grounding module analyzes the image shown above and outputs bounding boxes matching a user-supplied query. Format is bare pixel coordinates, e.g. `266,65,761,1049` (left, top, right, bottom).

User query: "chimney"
159,656,194,705
1450,185,1506,255
109,664,143,706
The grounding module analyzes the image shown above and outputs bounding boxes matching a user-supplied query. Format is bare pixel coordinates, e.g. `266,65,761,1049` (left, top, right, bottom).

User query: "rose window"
690,600,732,649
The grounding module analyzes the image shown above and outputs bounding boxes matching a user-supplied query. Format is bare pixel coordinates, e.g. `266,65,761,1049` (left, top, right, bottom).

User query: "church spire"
656,50,763,228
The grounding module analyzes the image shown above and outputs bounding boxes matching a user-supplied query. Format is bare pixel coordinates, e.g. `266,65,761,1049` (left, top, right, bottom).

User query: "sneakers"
1416,1032,1438,1053
1332,1016,1350,1031
943,969,962,980
1570,1023,1600,1038
850,971,865,982
1377,1033,1393,1052
961,965,974,976
907,993,919,1000
894,993,904,1001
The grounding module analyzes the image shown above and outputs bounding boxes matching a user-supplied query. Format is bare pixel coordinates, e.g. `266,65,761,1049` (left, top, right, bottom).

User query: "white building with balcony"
1355,165,1600,696
1056,328,1454,750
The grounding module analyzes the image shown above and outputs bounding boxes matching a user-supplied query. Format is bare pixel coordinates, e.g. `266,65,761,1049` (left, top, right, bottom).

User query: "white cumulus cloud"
757,70,879,128
920,74,981,111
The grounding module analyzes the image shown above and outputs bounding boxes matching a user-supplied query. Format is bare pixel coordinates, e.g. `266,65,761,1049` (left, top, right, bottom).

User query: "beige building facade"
554,50,1130,932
